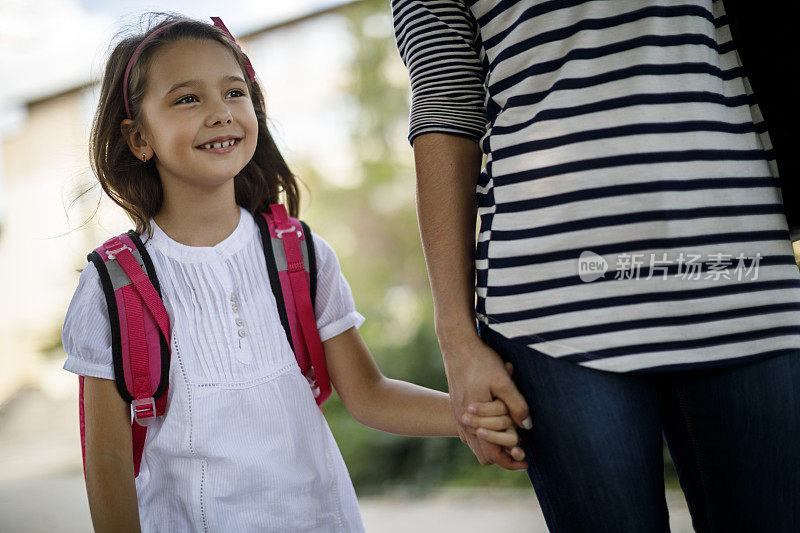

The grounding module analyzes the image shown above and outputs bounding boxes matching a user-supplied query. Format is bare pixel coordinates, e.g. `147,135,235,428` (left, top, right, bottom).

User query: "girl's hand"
461,399,527,464
462,362,528,465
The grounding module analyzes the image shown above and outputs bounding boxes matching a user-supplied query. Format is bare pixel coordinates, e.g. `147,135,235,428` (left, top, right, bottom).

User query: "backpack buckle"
305,370,321,398
105,243,132,260
276,225,302,239
133,397,157,427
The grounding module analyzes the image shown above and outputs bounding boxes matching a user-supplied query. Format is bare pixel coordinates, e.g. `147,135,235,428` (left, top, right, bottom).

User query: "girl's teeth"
201,139,236,149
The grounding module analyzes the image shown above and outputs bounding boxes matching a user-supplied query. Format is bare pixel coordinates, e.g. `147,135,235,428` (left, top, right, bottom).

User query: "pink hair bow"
211,17,256,83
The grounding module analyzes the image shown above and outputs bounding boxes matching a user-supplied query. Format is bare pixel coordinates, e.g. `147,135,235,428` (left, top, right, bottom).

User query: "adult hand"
443,334,531,470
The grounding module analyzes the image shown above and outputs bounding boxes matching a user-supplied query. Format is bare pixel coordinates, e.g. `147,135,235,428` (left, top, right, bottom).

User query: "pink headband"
123,17,256,119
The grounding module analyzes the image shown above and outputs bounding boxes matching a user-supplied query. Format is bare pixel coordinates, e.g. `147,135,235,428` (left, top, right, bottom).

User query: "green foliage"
306,0,530,493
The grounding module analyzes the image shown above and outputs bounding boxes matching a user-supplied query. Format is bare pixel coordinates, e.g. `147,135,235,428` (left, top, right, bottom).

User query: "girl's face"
127,38,258,193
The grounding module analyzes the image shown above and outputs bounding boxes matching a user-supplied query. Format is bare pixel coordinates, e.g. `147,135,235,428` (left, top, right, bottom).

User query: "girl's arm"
324,326,453,436
323,327,526,466
82,376,142,533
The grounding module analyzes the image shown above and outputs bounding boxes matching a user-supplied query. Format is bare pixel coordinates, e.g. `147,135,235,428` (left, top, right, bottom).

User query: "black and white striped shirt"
392,0,800,372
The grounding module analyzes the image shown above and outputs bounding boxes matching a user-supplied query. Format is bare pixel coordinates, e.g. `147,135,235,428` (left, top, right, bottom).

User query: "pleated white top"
62,205,366,532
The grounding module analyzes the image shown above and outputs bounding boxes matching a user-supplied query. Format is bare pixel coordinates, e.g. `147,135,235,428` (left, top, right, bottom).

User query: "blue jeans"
478,323,800,532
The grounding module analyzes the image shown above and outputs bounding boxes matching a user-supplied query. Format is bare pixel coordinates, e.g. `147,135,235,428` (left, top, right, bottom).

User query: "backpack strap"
81,231,171,478
257,204,330,405
78,374,86,478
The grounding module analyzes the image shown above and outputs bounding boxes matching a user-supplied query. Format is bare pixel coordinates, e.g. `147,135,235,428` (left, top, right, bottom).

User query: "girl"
62,13,528,532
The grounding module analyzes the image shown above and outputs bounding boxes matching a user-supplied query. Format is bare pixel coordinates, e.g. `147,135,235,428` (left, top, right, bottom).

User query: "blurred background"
0,0,692,530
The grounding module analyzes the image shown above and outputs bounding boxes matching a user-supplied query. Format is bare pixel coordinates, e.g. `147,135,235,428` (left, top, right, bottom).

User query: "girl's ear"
120,119,154,161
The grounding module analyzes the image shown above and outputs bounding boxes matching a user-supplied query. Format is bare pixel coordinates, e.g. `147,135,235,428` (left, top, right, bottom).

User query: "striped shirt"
392,0,800,372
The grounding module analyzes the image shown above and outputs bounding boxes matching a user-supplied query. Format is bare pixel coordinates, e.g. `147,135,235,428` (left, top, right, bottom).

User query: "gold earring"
141,153,147,162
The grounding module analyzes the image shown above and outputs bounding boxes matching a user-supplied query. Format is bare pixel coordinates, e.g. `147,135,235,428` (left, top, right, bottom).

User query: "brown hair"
90,12,300,240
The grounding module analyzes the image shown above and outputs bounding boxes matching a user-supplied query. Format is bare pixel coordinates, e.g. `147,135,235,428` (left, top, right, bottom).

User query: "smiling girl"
61,13,526,532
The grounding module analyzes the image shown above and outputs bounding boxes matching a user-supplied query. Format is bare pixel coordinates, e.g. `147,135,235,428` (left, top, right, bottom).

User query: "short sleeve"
311,232,366,342
61,261,115,380
392,0,488,145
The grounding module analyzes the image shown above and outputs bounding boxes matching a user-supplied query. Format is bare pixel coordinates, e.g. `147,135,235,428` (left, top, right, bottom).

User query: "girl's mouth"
197,138,240,154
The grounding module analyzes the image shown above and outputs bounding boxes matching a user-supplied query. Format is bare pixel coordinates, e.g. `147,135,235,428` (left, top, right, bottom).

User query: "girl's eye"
175,90,245,105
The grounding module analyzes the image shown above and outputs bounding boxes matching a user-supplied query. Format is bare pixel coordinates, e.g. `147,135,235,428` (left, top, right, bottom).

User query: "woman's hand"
461,363,528,466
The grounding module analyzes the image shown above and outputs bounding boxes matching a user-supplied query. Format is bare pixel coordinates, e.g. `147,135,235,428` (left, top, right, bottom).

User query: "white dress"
62,206,366,532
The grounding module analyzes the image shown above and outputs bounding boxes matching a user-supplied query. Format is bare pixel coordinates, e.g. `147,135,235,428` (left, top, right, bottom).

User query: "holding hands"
462,395,527,465
442,334,532,471
448,350,532,470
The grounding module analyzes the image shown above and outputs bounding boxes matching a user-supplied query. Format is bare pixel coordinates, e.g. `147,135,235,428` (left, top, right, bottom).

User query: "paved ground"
0,358,695,532
0,476,695,532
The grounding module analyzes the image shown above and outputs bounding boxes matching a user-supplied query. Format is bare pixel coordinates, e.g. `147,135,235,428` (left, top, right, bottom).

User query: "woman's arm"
82,376,141,533
411,134,531,464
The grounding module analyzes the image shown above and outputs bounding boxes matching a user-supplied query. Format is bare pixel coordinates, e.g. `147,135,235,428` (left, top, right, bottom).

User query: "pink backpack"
77,204,330,478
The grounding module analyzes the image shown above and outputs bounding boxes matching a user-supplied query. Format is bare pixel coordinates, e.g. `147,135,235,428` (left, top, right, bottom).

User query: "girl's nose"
206,103,233,126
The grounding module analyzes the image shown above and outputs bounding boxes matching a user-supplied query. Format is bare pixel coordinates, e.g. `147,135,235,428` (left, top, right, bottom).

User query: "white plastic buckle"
275,226,302,239
305,371,320,398
106,243,132,260
133,397,157,427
